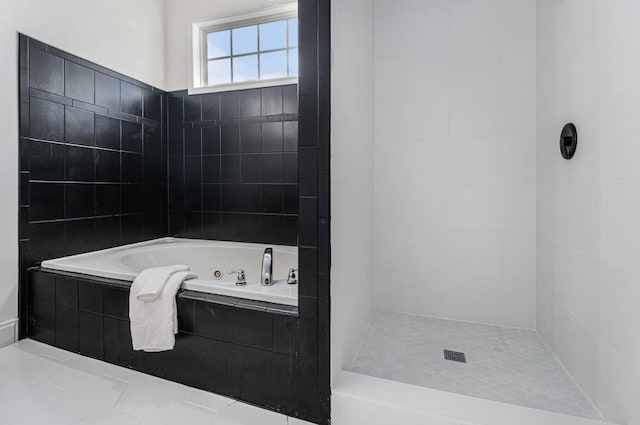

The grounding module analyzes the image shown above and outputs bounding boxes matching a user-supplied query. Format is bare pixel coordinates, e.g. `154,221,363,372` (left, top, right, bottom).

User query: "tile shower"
331,0,640,424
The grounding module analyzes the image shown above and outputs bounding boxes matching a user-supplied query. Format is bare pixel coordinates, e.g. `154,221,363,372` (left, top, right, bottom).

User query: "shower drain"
443,349,466,363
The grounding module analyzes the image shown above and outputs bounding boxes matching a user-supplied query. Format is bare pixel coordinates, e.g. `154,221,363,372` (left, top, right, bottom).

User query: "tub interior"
120,243,297,284
40,238,299,306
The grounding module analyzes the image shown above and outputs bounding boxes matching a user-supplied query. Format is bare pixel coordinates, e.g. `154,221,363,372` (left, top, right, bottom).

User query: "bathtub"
41,238,298,306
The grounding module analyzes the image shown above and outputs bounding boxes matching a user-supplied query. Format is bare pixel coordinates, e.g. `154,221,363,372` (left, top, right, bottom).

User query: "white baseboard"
0,319,19,348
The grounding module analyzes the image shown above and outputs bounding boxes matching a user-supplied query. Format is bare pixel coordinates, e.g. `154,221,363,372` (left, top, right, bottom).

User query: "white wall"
373,0,537,329
164,0,293,91
0,0,166,345
330,0,375,381
537,0,640,422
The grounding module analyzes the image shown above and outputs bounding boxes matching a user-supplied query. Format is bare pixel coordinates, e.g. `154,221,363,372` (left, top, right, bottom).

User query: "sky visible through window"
206,17,298,87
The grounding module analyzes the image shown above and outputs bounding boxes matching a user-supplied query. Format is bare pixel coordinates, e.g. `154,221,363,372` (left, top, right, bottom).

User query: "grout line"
348,310,374,370
537,282,640,377
374,307,535,332
536,328,604,420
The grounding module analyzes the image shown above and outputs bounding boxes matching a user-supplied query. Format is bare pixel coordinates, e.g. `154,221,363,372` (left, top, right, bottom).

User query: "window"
192,5,298,93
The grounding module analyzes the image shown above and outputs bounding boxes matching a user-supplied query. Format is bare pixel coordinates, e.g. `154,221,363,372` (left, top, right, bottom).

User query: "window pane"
260,20,287,51
260,50,287,80
232,25,257,55
208,59,231,86
233,55,258,82
288,48,298,77
207,31,230,59
288,18,298,47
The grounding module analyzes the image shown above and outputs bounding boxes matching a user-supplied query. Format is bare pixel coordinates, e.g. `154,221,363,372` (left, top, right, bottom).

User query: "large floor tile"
185,388,236,412
12,339,79,362
0,381,59,424
216,402,287,425
140,403,216,425
0,345,37,365
0,355,97,389
0,340,298,425
62,355,146,383
113,376,189,418
44,377,127,423
74,409,142,425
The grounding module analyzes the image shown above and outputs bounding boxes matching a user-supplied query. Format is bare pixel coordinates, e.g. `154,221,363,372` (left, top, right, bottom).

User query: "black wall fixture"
560,123,577,160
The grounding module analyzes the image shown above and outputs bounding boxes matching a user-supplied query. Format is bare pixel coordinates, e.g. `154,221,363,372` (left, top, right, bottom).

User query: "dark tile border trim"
297,0,331,422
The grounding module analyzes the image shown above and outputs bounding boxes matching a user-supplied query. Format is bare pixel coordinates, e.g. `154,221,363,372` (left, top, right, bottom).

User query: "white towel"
133,265,189,302
129,267,195,352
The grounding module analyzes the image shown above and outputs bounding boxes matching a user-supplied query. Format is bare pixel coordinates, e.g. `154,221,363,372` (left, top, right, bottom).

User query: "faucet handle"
287,268,298,285
228,270,246,286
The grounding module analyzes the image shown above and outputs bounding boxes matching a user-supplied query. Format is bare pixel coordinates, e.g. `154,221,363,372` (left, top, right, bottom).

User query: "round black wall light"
560,123,578,160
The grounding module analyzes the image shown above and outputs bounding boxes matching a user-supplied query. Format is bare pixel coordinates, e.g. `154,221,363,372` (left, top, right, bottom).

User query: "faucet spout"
261,248,273,286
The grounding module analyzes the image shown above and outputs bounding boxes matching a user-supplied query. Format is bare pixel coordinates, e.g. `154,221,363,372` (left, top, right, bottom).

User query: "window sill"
189,77,298,95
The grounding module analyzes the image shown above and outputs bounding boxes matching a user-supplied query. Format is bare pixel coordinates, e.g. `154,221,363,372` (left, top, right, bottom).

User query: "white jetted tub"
41,238,298,306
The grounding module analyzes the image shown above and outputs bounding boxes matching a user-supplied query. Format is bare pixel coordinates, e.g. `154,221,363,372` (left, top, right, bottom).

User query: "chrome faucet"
261,247,273,286
228,269,246,286
287,268,298,285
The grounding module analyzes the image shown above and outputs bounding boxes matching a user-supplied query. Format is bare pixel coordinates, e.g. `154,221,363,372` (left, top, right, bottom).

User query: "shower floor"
349,310,601,420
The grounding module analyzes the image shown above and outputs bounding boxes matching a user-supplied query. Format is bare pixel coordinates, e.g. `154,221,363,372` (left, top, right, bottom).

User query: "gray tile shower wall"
18,35,167,337
166,86,299,246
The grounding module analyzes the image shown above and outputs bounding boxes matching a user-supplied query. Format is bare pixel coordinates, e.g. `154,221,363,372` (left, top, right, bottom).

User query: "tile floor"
349,310,601,420
0,339,313,425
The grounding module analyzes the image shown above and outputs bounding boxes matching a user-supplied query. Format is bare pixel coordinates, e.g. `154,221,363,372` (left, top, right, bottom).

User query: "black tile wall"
79,311,104,359
55,305,79,351
20,2,331,420
167,85,298,246
233,345,273,405
95,72,120,110
29,299,55,345
295,0,331,423
19,34,167,337
133,350,163,376
104,316,133,367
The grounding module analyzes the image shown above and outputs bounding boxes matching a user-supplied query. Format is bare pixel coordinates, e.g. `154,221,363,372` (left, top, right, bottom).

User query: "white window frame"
190,4,298,95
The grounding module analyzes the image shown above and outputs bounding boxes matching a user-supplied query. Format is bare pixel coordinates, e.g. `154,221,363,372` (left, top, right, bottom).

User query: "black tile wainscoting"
18,0,330,421
28,268,319,420
166,86,299,246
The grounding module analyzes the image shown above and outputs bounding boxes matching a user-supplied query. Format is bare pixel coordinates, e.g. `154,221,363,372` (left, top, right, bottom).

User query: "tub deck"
41,238,298,306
